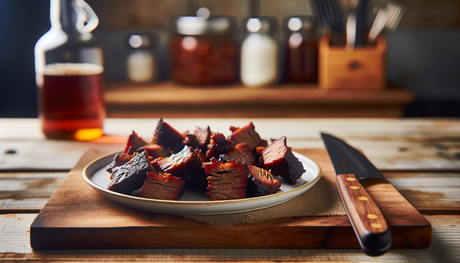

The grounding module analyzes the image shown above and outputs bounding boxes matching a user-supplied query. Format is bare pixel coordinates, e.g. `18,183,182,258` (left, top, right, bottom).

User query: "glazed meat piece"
155,146,205,190
183,126,212,152
206,132,234,159
222,143,255,165
108,150,155,194
152,118,185,153
262,136,305,184
228,122,263,151
252,146,266,168
135,144,170,159
123,131,149,155
105,152,135,174
247,165,281,197
205,158,248,201
141,172,185,200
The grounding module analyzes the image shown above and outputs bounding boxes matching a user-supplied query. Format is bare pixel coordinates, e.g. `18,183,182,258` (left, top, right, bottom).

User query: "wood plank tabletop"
0,118,459,262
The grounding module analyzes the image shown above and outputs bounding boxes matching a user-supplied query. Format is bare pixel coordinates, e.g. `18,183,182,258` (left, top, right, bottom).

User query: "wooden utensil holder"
319,34,386,89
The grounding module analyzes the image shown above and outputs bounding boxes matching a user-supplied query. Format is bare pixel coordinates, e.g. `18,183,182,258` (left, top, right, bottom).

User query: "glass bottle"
34,0,105,141
240,17,280,88
284,16,319,83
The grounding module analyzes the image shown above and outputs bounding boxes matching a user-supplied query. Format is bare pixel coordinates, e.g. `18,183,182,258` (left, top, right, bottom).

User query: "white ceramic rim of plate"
82,151,322,214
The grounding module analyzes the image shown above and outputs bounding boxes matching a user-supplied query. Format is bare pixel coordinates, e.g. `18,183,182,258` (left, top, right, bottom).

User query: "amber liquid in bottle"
39,63,105,141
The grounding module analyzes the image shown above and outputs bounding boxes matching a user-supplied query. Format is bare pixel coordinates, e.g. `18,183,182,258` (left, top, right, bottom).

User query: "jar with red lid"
169,16,238,85
284,16,319,83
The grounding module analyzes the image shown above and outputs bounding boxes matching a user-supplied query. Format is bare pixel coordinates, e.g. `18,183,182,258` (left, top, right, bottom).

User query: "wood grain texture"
29,148,431,250
0,214,457,262
0,172,66,212
319,35,386,89
336,174,391,255
104,82,414,118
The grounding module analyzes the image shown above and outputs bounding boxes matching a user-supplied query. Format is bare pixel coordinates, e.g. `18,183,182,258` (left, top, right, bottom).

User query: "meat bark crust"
224,143,256,165
141,172,185,200
262,136,305,184
105,152,135,174
123,131,149,155
108,150,154,194
247,165,281,197
136,144,170,159
206,132,234,159
155,146,204,189
205,159,249,201
228,122,263,151
152,118,186,153
183,126,212,152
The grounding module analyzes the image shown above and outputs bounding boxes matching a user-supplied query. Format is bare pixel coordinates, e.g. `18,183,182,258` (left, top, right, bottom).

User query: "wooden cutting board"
30,148,432,250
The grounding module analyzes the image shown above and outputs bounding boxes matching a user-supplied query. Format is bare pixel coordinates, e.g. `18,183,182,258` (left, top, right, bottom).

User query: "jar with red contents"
284,16,319,83
169,16,238,85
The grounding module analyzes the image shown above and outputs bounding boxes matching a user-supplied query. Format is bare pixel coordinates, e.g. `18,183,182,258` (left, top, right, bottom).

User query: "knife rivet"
346,178,356,181
358,196,368,201
350,186,359,190
367,214,378,219
371,223,382,228
343,161,347,165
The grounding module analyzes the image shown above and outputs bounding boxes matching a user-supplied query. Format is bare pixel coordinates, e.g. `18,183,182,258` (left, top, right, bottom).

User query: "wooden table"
1,118,459,262
105,83,415,118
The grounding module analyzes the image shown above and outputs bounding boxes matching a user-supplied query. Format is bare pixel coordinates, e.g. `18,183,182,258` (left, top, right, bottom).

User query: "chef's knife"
321,133,391,256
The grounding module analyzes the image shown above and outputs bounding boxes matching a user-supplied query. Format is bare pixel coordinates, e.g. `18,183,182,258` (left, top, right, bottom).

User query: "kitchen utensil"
312,0,344,45
354,0,368,47
346,0,368,49
321,133,392,256
385,1,406,33
367,4,387,45
345,0,357,49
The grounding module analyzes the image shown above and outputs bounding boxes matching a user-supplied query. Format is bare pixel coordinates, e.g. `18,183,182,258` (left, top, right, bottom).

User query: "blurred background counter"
0,0,458,118
105,82,414,118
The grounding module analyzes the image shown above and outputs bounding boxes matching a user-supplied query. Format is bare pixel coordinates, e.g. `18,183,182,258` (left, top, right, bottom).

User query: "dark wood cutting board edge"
30,148,432,250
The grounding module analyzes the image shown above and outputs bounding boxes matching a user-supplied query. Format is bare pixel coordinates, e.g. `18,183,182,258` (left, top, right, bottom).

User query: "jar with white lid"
240,17,279,88
127,33,157,83
169,15,238,85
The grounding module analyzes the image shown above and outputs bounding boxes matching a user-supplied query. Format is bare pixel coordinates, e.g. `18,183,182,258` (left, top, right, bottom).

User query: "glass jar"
127,33,157,83
284,16,319,83
169,16,238,86
34,0,105,141
240,17,279,88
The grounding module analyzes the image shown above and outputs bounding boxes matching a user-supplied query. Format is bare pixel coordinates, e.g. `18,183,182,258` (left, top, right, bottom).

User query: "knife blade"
321,133,391,256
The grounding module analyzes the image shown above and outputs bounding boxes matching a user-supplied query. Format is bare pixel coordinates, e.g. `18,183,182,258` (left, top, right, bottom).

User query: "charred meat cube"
155,146,203,185
108,150,155,195
152,118,185,153
252,146,266,168
123,131,149,155
247,165,281,197
141,172,185,200
205,158,248,201
105,153,135,174
183,126,212,153
135,144,170,159
228,122,262,151
223,142,255,165
206,132,234,159
262,136,305,184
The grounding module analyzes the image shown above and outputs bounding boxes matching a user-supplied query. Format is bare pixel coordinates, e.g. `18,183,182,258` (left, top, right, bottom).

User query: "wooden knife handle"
336,174,392,256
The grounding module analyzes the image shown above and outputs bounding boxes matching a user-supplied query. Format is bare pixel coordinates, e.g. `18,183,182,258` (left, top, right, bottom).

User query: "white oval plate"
83,151,322,215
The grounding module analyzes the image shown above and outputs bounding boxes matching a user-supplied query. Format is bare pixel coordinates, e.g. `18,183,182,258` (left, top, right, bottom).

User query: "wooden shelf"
105,82,415,118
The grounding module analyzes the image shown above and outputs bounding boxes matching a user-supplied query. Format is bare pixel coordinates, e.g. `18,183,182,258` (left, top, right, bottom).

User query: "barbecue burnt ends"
106,119,307,201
